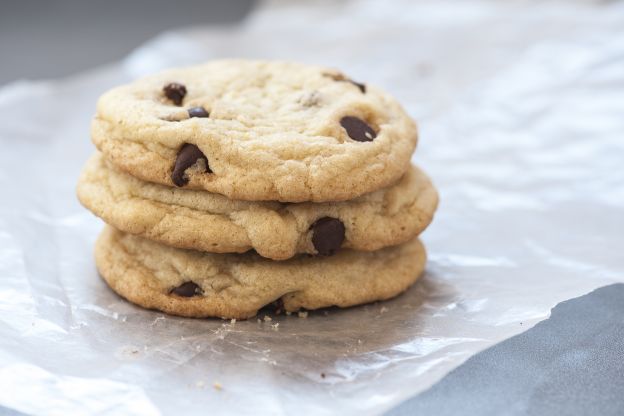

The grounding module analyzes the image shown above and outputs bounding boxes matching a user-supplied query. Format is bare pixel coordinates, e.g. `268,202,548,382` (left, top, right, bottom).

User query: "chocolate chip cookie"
95,226,427,319
92,60,417,202
78,153,438,260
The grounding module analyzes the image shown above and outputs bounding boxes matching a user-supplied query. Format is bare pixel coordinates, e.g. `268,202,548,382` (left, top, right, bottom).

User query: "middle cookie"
78,153,438,260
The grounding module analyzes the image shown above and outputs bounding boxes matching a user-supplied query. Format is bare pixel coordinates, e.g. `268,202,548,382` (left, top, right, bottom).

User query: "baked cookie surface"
95,226,426,319
92,60,417,202
78,153,438,260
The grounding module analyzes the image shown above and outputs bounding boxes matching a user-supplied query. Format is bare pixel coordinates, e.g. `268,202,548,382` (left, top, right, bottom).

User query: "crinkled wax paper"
0,0,623,414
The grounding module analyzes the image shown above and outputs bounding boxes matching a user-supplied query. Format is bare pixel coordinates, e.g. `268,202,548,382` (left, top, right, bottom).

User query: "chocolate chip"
188,106,209,118
348,80,366,93
273,298,285,315
170,281,202,297
163,82,187,106
324,73,366,93
340,116,377,142
311,217,345,256
171,143,211,187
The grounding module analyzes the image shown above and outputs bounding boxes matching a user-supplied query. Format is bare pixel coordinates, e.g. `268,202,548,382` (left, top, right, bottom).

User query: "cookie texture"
78,153,438,260
92,60,417,202
95,226,426,319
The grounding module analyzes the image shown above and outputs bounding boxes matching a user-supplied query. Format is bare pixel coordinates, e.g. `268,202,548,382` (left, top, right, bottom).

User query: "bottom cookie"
95,226,427,319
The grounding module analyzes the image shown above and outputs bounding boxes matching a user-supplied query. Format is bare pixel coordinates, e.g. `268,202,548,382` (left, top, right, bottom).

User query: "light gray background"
0,0,255,85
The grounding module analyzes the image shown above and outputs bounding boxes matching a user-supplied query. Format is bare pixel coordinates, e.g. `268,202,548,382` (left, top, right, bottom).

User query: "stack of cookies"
77,60,438,319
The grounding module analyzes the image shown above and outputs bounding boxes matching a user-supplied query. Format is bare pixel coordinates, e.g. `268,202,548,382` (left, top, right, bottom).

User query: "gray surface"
387,284,624,416
0,0,255,85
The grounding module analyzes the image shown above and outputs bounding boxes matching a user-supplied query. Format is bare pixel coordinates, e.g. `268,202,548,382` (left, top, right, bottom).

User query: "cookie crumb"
213,382,222,391
271,323,280,331
263,315,272,322
285,311,292,316
358,339,363,345
230,319,236,325
257,318,261,324
150,316,165,327
380,306,389,314
298,311,308,319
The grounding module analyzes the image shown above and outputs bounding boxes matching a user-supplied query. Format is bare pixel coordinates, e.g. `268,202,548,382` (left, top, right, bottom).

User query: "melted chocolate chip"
324,73,366,93
163,82,187,106
188,106,209,118
311,217,345,256
171,281,202,297
348,80,366,93
340,116,377,142
324,72,345,81
273,298,285,315
171,143,211,187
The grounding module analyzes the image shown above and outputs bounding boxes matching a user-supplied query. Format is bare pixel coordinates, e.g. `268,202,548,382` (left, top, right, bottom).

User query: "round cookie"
95,226,427,319
78,153,438,260
92,59,417,203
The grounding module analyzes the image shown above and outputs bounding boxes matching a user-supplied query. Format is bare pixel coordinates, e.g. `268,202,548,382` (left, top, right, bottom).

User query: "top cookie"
92,60,417,202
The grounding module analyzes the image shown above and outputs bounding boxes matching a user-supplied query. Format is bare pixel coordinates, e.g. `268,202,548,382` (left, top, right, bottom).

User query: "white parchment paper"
0,0,623,414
